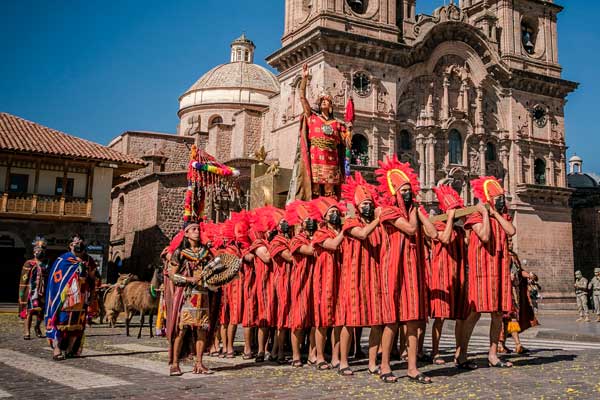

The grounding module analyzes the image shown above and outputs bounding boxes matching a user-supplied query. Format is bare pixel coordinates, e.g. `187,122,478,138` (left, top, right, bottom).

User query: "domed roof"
568,173,599,188
569,154,583,163
185,62,279,94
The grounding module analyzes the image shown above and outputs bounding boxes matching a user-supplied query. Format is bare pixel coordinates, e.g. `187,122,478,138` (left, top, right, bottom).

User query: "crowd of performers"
155,156,539,383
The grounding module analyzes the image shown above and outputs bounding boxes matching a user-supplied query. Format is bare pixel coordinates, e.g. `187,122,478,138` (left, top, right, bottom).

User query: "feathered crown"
433,185,464,212
200,221,224,248
32,236,47,248
471,176,504,203
285,200,312,226
375,154,420,201
308,196,345,222
341,171,379,207
260,206,286,231
248,207,273,240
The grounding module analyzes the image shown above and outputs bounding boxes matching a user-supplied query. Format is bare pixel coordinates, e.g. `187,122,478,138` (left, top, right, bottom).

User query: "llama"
123,267,161,339
103,273,138,327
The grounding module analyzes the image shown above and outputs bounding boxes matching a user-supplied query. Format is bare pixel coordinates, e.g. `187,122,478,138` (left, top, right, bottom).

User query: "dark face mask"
280,221,290,235
494,196,506,213
328,211,341,226
402,191,413,209
360,203,375,221
305,219,317,234
34,250,45,260
73,243,85,253
268,229,278,242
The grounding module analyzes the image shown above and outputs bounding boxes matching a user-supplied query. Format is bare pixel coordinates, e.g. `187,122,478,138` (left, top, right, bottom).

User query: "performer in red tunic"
213,220,243,359
266,207,293,364
225,212,256,359
295,63,351,199
248,208,275,362
338,172,382,377
286,200,316,367
428,184,474,367
464,176,516,368
375,155,437,384
309,196,345,370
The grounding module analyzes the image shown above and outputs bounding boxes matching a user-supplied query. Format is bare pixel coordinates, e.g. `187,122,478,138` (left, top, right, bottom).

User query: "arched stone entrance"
0,231,26,302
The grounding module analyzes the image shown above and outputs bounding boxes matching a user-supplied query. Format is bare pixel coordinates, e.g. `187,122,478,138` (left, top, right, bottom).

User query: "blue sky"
1,0,597,173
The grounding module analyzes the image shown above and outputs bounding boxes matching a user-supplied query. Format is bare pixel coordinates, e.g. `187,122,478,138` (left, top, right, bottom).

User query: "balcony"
0,193,92,221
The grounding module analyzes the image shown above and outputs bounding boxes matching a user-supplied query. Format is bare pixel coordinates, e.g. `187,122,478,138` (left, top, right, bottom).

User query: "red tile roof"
0,112,145,166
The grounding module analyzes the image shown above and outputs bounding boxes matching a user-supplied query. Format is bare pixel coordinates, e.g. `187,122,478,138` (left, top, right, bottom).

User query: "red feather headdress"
223,211,250,248
471,176,504,204
308,196,345,222
341,171,379,207
285,200,312,226
433,185,464,212
375,154,420,203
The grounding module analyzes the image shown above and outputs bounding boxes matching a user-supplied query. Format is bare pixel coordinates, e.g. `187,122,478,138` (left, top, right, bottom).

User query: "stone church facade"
110,0,579,304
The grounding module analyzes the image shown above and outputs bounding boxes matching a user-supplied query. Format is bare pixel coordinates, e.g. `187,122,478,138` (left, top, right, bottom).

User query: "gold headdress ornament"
375,154,421,201
471,176,504,203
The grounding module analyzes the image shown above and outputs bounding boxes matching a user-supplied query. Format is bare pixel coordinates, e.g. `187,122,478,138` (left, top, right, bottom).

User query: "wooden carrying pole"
429,203,490,223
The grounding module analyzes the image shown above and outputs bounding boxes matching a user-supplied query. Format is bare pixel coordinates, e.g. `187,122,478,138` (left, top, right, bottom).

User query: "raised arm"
322,231,345,251
437,208,455,244
281,249,293,263
300,63,312,118
471,203,491,243
297,243,315,256
418,207,438,240
389,207,418,236
255,246,271,264
490,207,516,237
348,216,380,240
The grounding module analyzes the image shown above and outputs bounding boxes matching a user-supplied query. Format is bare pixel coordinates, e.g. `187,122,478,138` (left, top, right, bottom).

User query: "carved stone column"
475,87,484,135
528,149,535,184
442,74,450,120
416,133,426,185
479,141,486,176
427,134,437,187
462,81,470,117
547,152,555,186
500,144,510,192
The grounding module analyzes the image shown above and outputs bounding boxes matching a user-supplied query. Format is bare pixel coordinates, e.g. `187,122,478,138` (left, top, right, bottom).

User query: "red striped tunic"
269,235,292,329
289,233,314,330
464,212,513,313
311,226,342,328
340,217,383,327
378,206,405,324
249,239,276,327
428,222,469,320
241,248,257,328
398,219,429,322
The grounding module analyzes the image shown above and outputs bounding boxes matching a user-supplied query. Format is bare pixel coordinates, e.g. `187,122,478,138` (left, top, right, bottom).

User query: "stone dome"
569,154,582,163
179,34,279,112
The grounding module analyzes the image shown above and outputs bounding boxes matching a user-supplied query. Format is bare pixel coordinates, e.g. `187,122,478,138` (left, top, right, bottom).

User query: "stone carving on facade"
413,2,468,38
468,146,481,175
185,115,201,136
550,115,562,143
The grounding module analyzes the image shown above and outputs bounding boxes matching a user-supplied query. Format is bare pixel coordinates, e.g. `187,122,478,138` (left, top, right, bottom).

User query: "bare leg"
194,329,212,373
243,327,253,356
455,311,480,363
24,314,32,338
368,325,382,372
257,327,268,356
399,323,407,359
406,321,430,381
417,321,426,357
380,323,397,375
431,318,445,363
292,329,304,362
339,326,353,372
331,327,341,367
489,312,512,366
227,324,237,355
353,327,365,358
315,327,329,367
309,328,317,363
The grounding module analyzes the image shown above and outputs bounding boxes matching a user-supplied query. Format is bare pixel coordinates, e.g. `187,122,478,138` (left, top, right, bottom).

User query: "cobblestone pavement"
1,314,599,399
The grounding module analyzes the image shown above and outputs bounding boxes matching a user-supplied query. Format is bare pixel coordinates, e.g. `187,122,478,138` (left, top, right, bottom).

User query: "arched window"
486,142,496,162
351,134,369,166
534,158,546,185
209,115,223,128
398,130,411,151
448,129,462,164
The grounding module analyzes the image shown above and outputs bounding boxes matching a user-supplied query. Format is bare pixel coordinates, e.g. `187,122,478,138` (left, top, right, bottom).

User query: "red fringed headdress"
184,145,240,224
341,171,379,207
308,196,344,222
223,211,250,248
259,206,286,231
433,185,464,212
471,176,504,204
375,154,420,202
285,200,312,225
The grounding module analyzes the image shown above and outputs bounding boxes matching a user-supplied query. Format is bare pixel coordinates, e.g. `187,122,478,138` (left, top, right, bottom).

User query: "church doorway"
0,232,26,303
